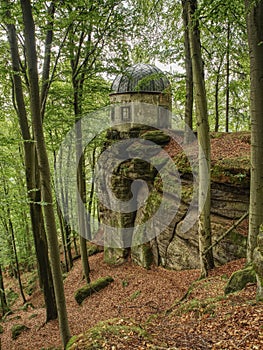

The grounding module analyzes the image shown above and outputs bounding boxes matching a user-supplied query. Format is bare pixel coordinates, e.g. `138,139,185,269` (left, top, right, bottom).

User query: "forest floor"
1,253,263,350
0,131,258,349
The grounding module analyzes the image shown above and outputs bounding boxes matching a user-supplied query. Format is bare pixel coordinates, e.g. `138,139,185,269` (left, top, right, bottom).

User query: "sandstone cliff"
98,130,250,270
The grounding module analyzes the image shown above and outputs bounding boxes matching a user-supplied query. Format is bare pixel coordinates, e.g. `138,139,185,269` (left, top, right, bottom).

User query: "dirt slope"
1,254,263,349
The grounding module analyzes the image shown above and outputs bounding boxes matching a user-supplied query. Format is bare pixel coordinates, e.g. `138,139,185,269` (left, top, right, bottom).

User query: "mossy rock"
87,244,101,256
11,324,29,339
75,276,114,304
225,265,256,295
140,130,170,145
66,318,149,350
131,243,153,269
104,247,128,265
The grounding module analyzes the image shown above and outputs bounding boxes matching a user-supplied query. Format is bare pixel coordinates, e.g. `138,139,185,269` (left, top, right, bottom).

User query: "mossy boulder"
11,324,29,339
87,244,101,256
140,130,170,145
66,318,149,350
104,247,128,265
131,243,153,269
225,265,256,295
75,276,114,305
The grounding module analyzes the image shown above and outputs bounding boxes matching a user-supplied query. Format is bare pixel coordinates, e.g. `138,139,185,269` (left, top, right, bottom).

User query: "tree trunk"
182,0,193,143
225,21,230,132
71,61,90,283
1,169,26,304
8,211,27,303
20,0,71,346
75,112,91,284
56,147,74,269
57,203,69,273
245,0,263,299
214,58,223,132
5,8,57,321
187,0,214,277
0,264,9,316
214,74,220,132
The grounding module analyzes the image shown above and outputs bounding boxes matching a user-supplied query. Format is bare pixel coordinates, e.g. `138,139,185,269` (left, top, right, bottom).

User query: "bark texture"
245,0,263,299
187,0,214,277
182,0,193,142
5,4,57,321
20,0,71,345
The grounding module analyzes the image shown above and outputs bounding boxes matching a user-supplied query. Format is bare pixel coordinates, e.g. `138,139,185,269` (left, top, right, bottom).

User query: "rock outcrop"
98,131,250,270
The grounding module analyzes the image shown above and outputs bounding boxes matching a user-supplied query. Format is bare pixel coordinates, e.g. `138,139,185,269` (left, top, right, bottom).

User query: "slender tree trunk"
182,0,193,143
56,147,74,269
5,8,57,321
225,21,230,132
75,114,91,284
245,0,263,300
87,146,96,239
214,58,223,132
8,212,27,303
73,232,79,257
20,0,71,346
215,77,220,132
72,70,90,283
57,203,69,273
40,2,55,119
0,264,9,316
0,216,16,278
1,169,26,303
187,0,214,277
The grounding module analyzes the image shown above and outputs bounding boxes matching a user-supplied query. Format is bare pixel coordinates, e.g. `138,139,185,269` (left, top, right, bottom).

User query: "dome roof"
111,63,170,94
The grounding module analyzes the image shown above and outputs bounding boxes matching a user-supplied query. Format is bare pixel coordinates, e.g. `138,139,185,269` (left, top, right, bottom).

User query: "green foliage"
6,288,19,307
122,279,129,287
129,290,141,301
211,157,250,185
24,272,38,296
0,0,253,320
11,324,29,339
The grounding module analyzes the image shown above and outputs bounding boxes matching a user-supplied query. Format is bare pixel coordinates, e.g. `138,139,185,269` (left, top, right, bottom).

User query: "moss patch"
140,130,170,145
225,265,256,295
87,244,101,256
174,295,226,318
11,324,29,339
75,276,114,304
66,318,149,350
211,157,250,186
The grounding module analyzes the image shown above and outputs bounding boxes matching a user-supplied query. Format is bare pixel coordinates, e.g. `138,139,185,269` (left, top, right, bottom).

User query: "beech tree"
198,0,249,132
186,0,214,277
0,264,8,316
19,0,71,345
4,0,57,321
245,0,263,298
182,0,193,141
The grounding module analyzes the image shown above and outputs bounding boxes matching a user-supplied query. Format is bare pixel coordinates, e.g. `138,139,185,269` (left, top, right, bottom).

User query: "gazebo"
109,63,172,129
